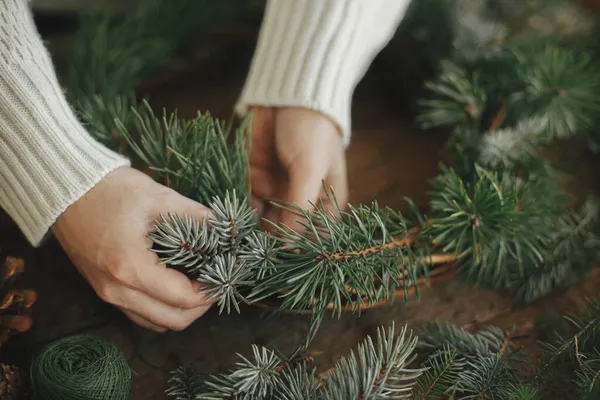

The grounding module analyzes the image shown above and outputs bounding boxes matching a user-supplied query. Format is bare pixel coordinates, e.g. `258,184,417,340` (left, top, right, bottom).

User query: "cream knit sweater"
0,0,410,247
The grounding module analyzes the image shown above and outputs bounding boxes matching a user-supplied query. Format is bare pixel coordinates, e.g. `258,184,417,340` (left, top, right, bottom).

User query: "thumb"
280,160,326,232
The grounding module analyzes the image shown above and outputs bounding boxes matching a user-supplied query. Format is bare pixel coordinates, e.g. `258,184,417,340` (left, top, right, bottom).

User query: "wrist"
235,0,411,148
51,166,131,233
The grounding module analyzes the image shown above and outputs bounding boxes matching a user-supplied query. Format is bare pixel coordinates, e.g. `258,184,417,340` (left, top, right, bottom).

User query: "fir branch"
450,0,509,62
209,191,256,252
456,354,521,399
321,323,423,399
67,0,239,147
536,298,600,381
417,61,487,129
150,213,219,274
478,117,548,169
274,363,321,400
417,322,518,362
507,43,600,139
116,101,250,204
426,165,558,288
74,93,135,150
416,321,522,399
197,253,254,314
512,198,600,305
199,345,283,400
574,354,600,399
249,194,428,318
412,347,465,399
166,365,207,400
148,191,266,314
505,384,540,400
510,260,572,306
238,231,279,280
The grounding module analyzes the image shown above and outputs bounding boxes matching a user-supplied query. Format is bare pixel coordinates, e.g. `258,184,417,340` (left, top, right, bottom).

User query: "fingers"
250,167,277,201
128,193,216,310
121,309,167,333
250,195,265,217
248,106,276,169
123,289,211,331
94,259,212,332
115,234,216,311
323,154,349,215
280,160,325,231
100,278,212,331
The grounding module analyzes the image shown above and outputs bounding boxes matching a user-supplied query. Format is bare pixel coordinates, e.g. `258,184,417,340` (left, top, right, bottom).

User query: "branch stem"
327,228,418,260
489,105,507,131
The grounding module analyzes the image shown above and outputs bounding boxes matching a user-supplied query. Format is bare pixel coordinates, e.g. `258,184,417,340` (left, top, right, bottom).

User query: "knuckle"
95,283,114,304
166,309,203,331
178,297,198,310
109,264,138,285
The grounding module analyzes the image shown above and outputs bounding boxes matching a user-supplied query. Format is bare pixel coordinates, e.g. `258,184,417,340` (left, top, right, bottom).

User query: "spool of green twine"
30,334,131,400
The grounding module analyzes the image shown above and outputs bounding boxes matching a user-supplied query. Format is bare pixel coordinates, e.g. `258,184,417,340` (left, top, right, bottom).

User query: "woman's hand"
249,107,348,232
52,167,213,332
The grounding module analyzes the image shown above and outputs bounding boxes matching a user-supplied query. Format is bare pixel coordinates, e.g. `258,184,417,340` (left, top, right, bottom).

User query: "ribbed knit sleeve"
0,0,130,246
235,0,411,146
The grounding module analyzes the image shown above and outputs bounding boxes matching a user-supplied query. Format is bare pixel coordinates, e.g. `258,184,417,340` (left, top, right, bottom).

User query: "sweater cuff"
235,0,411,147
0,0,130,247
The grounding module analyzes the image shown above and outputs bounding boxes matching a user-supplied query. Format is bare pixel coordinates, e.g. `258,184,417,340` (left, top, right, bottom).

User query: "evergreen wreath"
61,0,600,398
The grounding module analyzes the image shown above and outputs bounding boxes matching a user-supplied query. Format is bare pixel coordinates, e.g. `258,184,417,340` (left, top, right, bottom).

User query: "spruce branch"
417,61,487,129
275,363,321,400
209,191,256,252
412,347,464,399
456,354,521,399
188,323,424,400
148,191,266,314
198,345,283,400
238,231,279,280
417,322,519,362
150,213,219,273
450,0,509,62
322,323,423,399
67,0,240,147
536,298,600,381
506,43,600,139
574,354,600,399
197,253,255,314
166,365,207,400
167,302,600,399
505,384,540,400
478,117,548,169
116,101,250,203
426,165,558,288
248,194,430,318
512,197,600,304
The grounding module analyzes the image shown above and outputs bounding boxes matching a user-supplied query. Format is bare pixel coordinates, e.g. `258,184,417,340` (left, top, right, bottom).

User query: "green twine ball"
30,334,131,400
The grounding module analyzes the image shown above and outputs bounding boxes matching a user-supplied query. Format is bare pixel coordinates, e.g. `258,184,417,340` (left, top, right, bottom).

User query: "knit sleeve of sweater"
235,0,412,147
0,0,409,247
0,0,130,247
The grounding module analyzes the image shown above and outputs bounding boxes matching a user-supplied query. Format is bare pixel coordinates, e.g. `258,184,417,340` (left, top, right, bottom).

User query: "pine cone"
0,253,36,348
0,363,26,399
